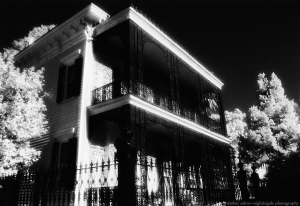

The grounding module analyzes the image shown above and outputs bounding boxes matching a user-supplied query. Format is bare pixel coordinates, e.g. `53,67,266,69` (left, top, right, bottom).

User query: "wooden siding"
42,42,84,137
30,133,53,169
30,41,85,168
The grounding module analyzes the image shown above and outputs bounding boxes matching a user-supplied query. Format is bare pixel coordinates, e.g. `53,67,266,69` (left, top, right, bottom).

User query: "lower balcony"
91,79,227,136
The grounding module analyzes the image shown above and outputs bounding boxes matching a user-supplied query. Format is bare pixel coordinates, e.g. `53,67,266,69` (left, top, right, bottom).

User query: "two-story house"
12,3,234,206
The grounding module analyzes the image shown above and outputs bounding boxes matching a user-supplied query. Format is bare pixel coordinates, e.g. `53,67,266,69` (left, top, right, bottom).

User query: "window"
143,43,170,97
50,138,78,190
59,142,69,167
51,138,77,169
178,65,198,110
56,57,83,103
65,64,75,99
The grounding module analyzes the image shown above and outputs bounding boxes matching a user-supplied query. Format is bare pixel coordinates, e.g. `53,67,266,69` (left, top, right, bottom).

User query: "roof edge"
14,3,109,62
128,7,224,89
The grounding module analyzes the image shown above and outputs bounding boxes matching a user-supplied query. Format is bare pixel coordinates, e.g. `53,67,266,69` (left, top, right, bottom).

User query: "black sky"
1,0,300,113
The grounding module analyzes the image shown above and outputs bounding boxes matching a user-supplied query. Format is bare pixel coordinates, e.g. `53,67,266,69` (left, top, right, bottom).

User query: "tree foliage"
0,25,54,174
226,73,300,166
13,25,55,51
225,109,247,163
247,73,300,165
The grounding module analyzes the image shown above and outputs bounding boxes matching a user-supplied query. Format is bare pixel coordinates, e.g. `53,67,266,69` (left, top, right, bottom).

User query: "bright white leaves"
226,73,300,166
12,25,55,51
0,25,54,175
252,73,300,155
225,109,247,140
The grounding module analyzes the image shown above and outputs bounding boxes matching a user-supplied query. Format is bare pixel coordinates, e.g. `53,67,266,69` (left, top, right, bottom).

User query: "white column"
75,32,94,206
77,34,94,165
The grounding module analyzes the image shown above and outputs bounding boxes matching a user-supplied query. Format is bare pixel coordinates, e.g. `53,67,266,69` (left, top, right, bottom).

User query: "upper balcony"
91,78,227,136
88,19,227,138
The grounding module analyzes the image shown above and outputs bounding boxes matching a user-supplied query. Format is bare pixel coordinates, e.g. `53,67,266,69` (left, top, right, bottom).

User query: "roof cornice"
14,3,109,65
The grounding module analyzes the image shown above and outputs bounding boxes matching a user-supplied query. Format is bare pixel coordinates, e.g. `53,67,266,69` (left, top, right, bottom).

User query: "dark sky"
1,0,300,113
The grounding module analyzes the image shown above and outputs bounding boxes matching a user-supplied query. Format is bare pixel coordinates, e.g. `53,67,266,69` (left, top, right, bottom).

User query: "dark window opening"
178,65,198,110
60,142,69,167
94,36,125,81
57,57,83,103
144,124,174,204
50,138,77,190
143,43,170,97
94,21,128,83
65,64,75,99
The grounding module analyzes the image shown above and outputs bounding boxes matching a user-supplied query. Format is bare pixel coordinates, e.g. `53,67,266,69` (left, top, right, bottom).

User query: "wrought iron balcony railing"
91,79,226,136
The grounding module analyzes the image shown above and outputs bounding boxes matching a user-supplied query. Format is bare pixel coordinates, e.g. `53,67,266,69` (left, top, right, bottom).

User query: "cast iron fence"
1,162,284,205
91,79,226,136
0,159,237,206
0,158,118,206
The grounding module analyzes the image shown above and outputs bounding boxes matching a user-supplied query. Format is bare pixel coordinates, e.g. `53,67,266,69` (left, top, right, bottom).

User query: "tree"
0,25,54,175
247,73,300,165
225,109,256,176
226,73,300,200
13,25,56,51
226,73,300,166
225,109,247,164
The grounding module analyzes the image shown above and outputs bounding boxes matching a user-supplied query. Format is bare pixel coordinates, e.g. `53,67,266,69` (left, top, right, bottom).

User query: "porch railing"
91,79,226,136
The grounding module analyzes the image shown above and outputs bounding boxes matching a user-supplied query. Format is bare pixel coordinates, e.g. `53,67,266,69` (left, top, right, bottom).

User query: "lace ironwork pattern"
130,106,234,206
91,78,226,136
0,158,118,206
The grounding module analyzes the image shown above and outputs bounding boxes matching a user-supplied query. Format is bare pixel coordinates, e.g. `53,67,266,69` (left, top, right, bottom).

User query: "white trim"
14,4,109,61
92,6,223,89
90,3,110,19
52,127,76,142
88,95,230,144
93,8,129,37
60,49,82,65
128,7,223,89
88,95,130,115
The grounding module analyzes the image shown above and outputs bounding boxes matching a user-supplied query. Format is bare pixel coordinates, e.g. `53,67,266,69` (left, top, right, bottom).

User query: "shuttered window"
50,137,78,190
57,57,83,103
